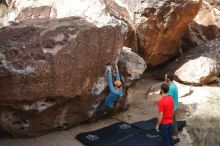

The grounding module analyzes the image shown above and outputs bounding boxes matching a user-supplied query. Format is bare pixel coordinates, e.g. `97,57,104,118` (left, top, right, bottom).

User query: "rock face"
2,0,136,51
183,1,220,50
0,0,149,138
2,0,203,66
0,17,124,137
105,0,139,52
119,47,147,86
135,0,202,66
3,0,115,27
154,38,220,85
206,0,220,10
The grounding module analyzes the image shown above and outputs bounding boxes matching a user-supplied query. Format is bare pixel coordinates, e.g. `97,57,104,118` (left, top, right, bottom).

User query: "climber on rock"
104,64,122,109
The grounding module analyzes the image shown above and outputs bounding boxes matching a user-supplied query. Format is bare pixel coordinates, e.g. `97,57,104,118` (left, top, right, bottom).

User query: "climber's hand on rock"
106,66,111,72
115,65,119,71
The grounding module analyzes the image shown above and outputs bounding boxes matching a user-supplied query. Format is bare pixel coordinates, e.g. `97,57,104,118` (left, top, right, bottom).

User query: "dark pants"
159,123,174,146
173,111,178,137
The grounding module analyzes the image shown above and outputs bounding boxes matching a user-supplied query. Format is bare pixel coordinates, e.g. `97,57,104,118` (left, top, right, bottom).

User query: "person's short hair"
166,72,174,81
161,83,169,93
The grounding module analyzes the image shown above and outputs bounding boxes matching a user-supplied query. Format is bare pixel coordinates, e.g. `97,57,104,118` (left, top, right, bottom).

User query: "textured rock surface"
0,17,123,137
3,0,115,27
2,0,203,65
153,38,220,85
104,0,138,51
183,1,220,50
119,47,147,86
0,0,151,138
2,0,136,50
135,0,202,66
206,0,220,9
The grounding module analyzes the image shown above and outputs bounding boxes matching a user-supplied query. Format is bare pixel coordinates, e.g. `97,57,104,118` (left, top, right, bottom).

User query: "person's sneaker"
173,137,180,144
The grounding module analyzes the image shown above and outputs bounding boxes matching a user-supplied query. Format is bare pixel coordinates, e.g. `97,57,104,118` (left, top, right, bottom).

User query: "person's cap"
114,80,121,87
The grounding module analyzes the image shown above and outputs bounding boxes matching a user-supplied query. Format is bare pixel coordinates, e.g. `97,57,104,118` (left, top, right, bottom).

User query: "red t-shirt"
158,95,174,124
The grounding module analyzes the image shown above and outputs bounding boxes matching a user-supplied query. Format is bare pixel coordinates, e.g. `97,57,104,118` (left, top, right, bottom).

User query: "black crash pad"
132,118,187,131
76,121,164,146
76,118,186,146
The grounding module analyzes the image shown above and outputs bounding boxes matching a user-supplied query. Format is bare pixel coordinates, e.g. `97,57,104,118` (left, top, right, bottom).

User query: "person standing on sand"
156,83,174,146
165,73,180,143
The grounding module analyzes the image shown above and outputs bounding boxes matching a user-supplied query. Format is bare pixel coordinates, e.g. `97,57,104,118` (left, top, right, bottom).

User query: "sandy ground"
0,73,219,146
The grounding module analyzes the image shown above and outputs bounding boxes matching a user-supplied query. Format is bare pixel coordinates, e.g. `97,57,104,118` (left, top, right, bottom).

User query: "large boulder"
0,0,149,138
119,47,147,86
0,17,124,137
154,38,220,85
182,1,220,50
135,0,202,66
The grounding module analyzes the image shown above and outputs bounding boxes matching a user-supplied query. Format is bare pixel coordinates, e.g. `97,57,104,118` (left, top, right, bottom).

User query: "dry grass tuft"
187,94,220,146
0,3,7,26
0,3,7,15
